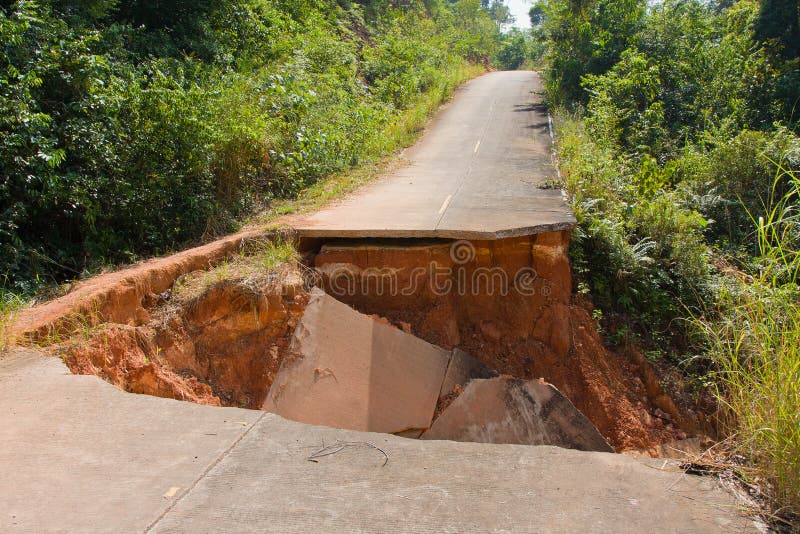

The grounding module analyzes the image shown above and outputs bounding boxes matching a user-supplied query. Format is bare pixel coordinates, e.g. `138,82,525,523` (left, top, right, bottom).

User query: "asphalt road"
295,71,575,240
0,350,755,533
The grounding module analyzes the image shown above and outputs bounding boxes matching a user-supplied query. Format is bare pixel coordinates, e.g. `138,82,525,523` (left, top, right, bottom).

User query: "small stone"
654,408,672,421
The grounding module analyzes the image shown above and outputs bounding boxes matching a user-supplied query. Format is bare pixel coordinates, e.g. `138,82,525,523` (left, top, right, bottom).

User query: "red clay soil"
313,232,714,452
9,219,714,454
530,302,709,451
65,324,222,406
62,274,309,408
9,227,273,344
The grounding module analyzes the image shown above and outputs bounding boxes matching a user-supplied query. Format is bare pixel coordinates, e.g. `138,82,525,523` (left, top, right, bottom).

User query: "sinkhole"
60,232,714,455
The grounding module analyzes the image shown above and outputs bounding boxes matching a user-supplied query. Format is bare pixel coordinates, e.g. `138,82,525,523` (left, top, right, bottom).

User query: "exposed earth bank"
63,269,309,408
312,232,715,451
32,231,717,454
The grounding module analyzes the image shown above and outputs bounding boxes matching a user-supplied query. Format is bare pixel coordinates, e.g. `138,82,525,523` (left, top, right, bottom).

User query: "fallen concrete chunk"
263,289,450,434
439,348,498,401
422,377,614,452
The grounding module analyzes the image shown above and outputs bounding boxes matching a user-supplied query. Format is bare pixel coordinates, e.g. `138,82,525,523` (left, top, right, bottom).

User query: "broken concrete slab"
0,349,262,533
439,348,498,401
262,288,450,434
152,414,755,534
422,377,614,452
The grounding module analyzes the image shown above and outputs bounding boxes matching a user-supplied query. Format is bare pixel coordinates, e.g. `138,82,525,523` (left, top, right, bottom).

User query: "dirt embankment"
63,271,309,408
8,228,272,345
312,231,714,452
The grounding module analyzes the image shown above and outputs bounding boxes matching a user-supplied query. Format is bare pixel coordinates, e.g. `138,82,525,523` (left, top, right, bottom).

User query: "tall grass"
0,280,26,351
699,160,800,513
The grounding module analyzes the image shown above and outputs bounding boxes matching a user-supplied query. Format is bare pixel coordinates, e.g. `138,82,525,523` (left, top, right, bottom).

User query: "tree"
529,3,544,26
495,28,530,69
541,0,646,104
487,0,514,27
755,0,800,59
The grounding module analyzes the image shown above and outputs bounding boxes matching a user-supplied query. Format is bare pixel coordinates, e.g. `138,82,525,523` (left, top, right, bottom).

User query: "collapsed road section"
60,270,617,453
58,230,712,454
307,232,714,451
26,71,712,455
265,289,613,452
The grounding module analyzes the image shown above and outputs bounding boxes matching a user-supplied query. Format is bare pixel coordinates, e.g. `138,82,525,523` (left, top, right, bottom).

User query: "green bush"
583,49,668,155
493,28,531,70
0,0,498,292
680,127,800,252
557,116,711,336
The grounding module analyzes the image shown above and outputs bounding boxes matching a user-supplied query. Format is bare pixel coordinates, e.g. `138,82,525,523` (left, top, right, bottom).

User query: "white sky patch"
504,0,532,29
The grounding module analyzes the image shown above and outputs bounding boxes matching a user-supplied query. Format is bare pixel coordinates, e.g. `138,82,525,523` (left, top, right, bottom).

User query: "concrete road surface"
1,350,756,533
294,71,575,240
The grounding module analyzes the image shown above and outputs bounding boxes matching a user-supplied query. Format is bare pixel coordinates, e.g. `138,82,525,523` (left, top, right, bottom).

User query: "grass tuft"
170,233,302,303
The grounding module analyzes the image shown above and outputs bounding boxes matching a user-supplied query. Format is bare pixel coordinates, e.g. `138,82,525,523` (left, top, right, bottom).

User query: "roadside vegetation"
4,0,798,520
536,0,800,516
700,172,800,511
0,0,504,296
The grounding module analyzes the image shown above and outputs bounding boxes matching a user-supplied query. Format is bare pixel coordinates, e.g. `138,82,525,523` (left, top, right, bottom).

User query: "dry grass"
0,290,25,351
170,232,304,304
697,164,800,517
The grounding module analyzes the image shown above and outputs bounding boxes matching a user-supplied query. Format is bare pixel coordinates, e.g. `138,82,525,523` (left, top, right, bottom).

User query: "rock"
654,408,672,422
532,304,571,358
479,322,502,342
281,270,305,298
439,348,498,401
421,377,614,453
263,289,450,434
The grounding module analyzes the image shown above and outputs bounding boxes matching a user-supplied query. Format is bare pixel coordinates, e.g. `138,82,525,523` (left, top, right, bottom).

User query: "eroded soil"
62,269,309,408
312,232,715,452
34,230,715,455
